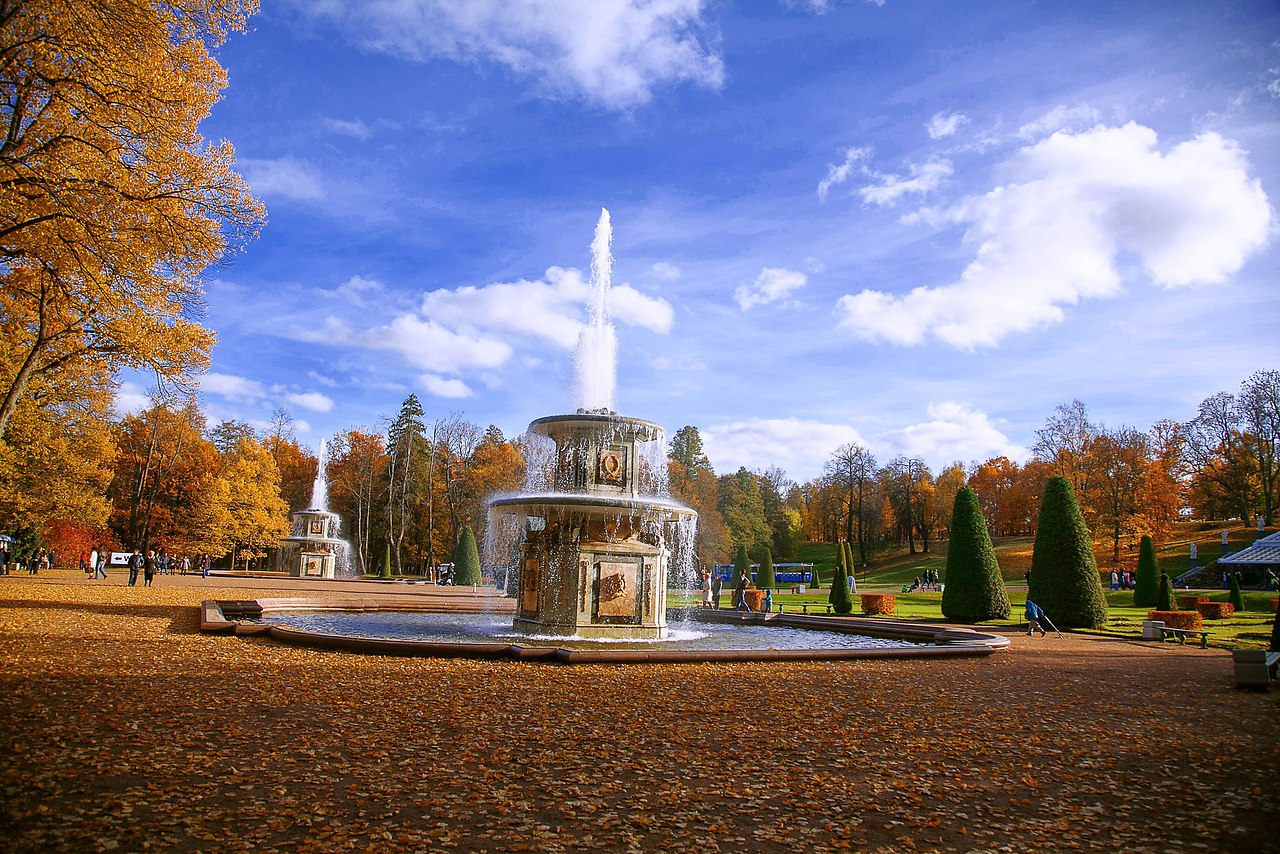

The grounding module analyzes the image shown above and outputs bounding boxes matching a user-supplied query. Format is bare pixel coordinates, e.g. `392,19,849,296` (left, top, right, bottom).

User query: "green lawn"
669,585,1279,650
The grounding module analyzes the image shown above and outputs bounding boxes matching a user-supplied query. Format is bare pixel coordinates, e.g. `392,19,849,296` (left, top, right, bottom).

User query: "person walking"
128,549,143,586
180,555,191,575
1024,600,1048,636
700,570,712,607
143,550,158,587
710,573,722,609
201,554,211,578
93,549,107,580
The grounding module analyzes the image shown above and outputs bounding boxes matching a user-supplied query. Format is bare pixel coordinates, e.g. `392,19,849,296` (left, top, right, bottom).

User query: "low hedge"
1176,594,1208,610
1196,601,1234,620
860,593,896,616
1147,610,1204,630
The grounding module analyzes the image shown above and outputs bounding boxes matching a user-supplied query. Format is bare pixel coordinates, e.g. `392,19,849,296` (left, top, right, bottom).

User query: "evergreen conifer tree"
1228,572,1244,611
843,541,857,589
1133,535,1159,607
941,487,1010,622
1157,573,1174,611
733,544,752,587
452,525,482,586
758,547,776,589
1028,477,1108,628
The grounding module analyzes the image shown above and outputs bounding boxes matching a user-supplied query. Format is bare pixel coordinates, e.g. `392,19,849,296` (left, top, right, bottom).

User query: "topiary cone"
1133,535,1159,608
452,525,482,586
941,487,1010,623
1029,477,1108,629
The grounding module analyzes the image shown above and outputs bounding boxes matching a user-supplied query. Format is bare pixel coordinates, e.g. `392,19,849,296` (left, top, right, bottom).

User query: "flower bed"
1195,601,1234,620
1176,594,1208,610
1147,610,1203,630
860,593,896,616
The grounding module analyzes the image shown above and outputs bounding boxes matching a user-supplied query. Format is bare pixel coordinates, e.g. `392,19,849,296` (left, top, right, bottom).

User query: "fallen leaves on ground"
1,572,1277,853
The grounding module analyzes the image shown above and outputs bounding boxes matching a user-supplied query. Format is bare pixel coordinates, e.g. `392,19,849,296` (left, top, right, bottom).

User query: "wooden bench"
1232,649,1280,691
1160,626,1210,648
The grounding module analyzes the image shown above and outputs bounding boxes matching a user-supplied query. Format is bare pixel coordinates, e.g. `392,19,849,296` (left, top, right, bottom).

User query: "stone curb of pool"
200,598,1010,664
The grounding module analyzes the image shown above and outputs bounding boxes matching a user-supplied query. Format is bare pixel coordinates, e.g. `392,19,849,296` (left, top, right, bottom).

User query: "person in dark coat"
128,549,144,586
710,573,723,609
143,550,158,587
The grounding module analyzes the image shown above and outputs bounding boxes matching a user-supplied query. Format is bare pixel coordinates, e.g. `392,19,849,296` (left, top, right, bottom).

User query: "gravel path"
2,572,1276,852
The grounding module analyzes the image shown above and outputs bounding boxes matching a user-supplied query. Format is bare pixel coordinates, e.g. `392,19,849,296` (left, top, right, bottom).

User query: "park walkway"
1,571,1276,852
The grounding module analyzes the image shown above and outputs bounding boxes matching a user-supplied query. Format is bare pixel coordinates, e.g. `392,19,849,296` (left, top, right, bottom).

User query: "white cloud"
859,158,952,206
818,146,870,201
703,418,870,481
307,370,339,387
885,402,1028,465
926,111,968,139
837,123,1273,348
238,157,325,201
419,374,473,398
200,372,266,401
285,391,336,413
304,0,724,109
734,267,807,310
782,0,833,13
377,315,512,374
322,117,372,139
113,381,149,417
1017,104,1102,140
421,266,673,348
651,261,681,280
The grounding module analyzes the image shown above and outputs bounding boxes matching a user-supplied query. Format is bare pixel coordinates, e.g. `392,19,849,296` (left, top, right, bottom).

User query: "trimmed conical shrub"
1028,477,1108,629
733,544,751,587
1228,572,1244,611
1157,572,1174,611
941,487,1010,623
1133,535,1158,608
843,541,857,589
829,544,845,606
830,559,852,614
381,541,392,578
758,547,776,589
452,525,482,586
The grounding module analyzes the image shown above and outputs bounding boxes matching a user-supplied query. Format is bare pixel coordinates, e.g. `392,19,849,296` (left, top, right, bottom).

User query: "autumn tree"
0,0,263,439
218,436,289,569
1090,426,1149,562
758,466,800,560
263,408,317,512
327,428,386,575
942,487,1010,623
109,395,218,552
1033,399,1097,499
1142,420,1185,542
826,443,877,565
1029,477,1108,629
1239,370,1280,525
667,426,726,568
1184,392,1258,524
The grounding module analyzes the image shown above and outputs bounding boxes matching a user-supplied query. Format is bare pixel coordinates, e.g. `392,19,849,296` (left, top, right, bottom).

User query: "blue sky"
126,0,1280,482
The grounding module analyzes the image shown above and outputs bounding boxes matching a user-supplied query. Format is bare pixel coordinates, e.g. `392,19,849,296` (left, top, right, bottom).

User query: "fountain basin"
200,598,1010,664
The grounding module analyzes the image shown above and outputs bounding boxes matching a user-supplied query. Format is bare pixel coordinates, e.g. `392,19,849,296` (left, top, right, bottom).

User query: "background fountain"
487,210,696,639
280,439,351,579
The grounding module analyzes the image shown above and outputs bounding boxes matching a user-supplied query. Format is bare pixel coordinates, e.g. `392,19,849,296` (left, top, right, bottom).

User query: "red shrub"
1196,601,1234,619
1176,595,1208,610
860,593,896,616
1147,610,1204,630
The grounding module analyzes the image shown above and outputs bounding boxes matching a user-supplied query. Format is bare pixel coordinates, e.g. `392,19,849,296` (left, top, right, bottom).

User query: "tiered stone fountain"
487,209,696,639
281,439,349,579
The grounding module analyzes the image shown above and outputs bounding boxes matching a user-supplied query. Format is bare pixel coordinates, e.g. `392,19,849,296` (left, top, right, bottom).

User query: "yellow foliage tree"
218,437,289,569
0,0,263,438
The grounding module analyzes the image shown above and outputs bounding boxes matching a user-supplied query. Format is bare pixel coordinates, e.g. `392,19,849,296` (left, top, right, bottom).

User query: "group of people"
0,546,53,575
698,569,774,612
906,567,941,592
1108,569,1136,590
